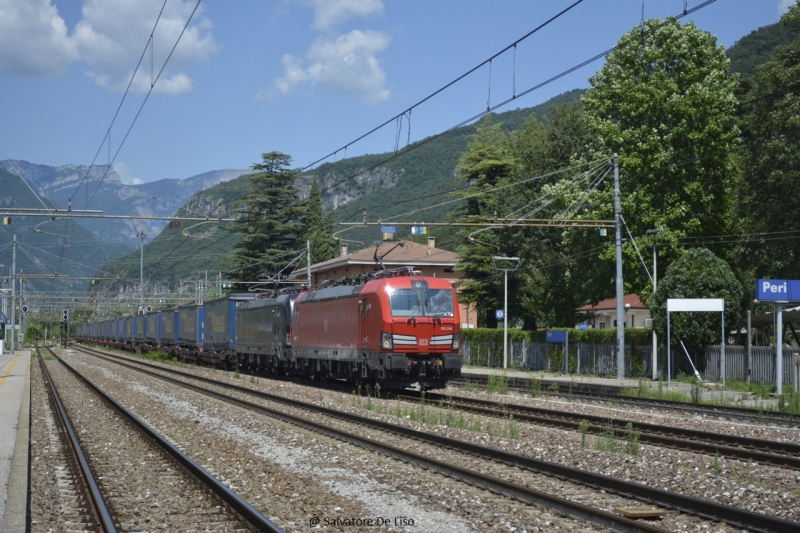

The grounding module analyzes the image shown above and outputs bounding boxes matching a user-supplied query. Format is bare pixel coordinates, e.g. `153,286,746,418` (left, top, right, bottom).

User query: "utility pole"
10,235,16,354
613,154,625,380
492,256,520,369
646,227,663,380
138,230,147,307
307,240,312,288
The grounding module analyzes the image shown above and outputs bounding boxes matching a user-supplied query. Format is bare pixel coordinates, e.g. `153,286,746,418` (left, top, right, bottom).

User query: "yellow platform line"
0,354,21,389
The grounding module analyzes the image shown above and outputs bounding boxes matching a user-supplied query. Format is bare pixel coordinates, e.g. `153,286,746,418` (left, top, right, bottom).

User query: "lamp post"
492,256,521,369
646,227,663,380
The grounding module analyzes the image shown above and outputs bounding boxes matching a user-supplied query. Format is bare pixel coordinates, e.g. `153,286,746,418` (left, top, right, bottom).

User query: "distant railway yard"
22,343,800,533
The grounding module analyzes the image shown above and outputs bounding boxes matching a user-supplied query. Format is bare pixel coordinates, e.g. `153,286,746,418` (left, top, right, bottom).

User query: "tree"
581,18,740,301
304,177,337,265
225,152,304,284
452,119,516,328
739,1,800,279
650,248,743,362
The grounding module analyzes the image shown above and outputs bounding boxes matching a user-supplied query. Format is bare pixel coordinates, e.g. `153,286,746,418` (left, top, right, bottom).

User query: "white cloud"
273,29,390,105
304,0,383,30
74,0,216,93
0,0,78,76
778,0,795,15
0,0,216,94
114,162,143,185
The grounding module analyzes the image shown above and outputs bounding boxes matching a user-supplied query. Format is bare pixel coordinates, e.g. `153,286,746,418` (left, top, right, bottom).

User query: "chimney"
427,236,435,249
340,243,349,257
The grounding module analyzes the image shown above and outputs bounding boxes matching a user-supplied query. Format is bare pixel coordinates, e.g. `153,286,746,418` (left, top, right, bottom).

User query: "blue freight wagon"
177,303,203,360
202,294,255,364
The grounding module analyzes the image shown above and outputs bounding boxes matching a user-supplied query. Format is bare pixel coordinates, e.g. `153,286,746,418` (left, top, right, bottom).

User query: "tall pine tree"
225,152,304,284
304,177,337,265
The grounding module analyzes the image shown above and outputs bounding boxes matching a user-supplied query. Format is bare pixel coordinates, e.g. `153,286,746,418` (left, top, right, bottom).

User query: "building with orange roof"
576,294,651,329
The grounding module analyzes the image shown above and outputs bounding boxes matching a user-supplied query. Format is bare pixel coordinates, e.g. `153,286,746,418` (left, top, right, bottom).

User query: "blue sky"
0,0,793,186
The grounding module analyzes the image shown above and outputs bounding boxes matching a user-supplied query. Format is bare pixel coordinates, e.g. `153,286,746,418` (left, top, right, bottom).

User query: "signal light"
21,305,28,313
2,217,10,225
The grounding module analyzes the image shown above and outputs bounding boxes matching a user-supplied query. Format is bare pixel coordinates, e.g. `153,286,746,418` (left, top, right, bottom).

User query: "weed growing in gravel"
234,363,241,379
578,420,589,448
530,378,541,398
506,415,521,440
594,422,620,453
548,382,560,394
624,422,640,455
249,375,256,385
487,374,508,395
461,380,479,393
713,453,721,475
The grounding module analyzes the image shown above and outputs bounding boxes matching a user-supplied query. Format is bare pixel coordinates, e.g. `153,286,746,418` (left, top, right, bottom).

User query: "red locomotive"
290,267,462,390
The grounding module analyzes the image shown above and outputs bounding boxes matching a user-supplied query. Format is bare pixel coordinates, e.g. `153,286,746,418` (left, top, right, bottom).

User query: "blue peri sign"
756,279,800,302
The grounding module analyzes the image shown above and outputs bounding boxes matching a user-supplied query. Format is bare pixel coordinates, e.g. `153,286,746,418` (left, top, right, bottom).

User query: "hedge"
462,327,653,345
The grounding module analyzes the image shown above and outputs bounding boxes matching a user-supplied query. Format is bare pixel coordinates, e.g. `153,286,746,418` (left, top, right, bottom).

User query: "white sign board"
667,298,724,312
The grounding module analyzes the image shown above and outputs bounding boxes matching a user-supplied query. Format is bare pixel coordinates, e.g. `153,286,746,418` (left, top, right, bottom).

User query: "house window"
598,322,606,329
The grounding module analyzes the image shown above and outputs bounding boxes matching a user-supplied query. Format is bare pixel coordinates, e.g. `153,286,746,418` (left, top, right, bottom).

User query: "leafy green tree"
452,120,516,328
581,18,740,301
650,248,743,361
739,2,800,279
508,103,600,328
304,177,337,265
225,152,304,283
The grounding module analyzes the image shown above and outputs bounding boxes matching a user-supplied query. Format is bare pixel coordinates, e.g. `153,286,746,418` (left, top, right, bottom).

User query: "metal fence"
461,339,654,378
705,345,800,384
462,338,800,385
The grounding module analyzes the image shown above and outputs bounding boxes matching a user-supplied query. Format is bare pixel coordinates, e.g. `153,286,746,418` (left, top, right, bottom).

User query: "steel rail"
45,347,284,533
403,394,800,469
37,348,117,533
450,375,796,426
69,347,665,533
72,345,800,533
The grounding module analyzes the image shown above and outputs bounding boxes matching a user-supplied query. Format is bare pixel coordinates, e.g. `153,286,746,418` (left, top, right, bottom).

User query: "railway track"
406,392,800,470
34,347,115,532
70,343,800,533
38,346,283,533
450,375,796,426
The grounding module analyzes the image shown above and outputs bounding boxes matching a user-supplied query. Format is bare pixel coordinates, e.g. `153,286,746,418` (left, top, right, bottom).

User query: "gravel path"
61,348,609,532
93,349,800,524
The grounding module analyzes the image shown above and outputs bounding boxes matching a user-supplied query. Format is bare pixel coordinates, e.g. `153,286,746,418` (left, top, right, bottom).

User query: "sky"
0,0,794,187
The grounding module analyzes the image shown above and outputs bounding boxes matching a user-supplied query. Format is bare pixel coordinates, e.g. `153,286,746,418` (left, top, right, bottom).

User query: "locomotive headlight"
451,332,461,350
381,331,393,349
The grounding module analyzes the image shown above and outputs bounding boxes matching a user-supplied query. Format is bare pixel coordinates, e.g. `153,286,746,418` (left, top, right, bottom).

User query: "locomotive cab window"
388,287,454,317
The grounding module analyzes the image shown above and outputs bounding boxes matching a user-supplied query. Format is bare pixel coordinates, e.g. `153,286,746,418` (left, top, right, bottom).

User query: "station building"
576,294,651,329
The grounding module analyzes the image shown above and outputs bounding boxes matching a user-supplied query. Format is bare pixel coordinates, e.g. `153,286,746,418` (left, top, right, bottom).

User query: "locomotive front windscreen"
389,288,454,317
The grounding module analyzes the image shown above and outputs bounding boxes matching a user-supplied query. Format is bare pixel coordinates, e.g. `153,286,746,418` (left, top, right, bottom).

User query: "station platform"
0,350,30,533
460,365,780,408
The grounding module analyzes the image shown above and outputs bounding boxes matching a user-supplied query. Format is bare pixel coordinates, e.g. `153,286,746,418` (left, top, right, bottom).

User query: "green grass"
487,373,509,395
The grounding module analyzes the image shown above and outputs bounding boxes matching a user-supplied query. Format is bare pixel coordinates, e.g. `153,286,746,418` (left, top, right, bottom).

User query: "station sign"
380,226,396,233
546,330,567,343
755,279,800,302
150,220,167,227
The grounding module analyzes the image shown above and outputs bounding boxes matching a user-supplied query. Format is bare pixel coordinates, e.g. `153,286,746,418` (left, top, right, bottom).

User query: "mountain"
726,21,794,79
0,160,248,244
93,20,798,291
0,166,133,304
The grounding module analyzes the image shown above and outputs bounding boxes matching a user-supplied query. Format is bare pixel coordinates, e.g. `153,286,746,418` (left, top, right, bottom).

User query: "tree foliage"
739,2,800,279
305,177,337,265
580,17,741,300
225,152,305,283
650,248,743,357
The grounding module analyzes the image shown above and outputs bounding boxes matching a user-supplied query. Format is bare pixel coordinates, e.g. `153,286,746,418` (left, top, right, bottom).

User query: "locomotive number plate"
418,338,429,346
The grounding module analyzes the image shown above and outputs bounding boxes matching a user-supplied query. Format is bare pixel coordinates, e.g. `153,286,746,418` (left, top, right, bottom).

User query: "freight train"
75,268,463,390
